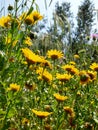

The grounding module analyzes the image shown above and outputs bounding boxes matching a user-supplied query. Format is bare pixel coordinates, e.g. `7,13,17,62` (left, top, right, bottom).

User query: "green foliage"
76,0,95,42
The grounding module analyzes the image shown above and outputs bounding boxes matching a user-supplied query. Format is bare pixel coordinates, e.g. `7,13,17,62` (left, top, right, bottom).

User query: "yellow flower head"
38,69,52,82
32,11,43,23
21,48,42,64
79,70,90,84
36,67,44,74
24,13,34,25
25,82,36,91
69,61,76,65
24,36,32,46
87,70,97,82
20,11,43,25
63,106,75,118
90,62,98,71
62,64,79,75
8,83,20,92
22,118,29,125
74,54,80,59
40,58,52,69
77,91,82,96
47,49,64,60
0,15,11,27
53,93,68,102
62,64,74,71
5,34,18,46
32,109,52,118
56,73,72,82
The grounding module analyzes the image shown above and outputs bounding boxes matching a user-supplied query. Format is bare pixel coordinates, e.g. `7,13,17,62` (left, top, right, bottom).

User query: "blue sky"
0,0,98,27
36,0,98,27
1,0,98,16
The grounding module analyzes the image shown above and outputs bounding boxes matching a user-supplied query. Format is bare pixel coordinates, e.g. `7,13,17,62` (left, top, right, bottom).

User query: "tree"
76,0,95,43
47,1,74,52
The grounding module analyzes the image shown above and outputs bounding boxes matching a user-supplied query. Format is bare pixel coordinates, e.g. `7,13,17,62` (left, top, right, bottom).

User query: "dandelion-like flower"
90,62,98,72
53,93,68,102
24,36,32,46
25,13,34,25
47,50,63,60
5,34,18,46
32,11,43,23
40,58,52,69
56,73,72,82
74,54,80,59
62,64,79,75
21,48,42,64
42,71,52,82
87,70,97,82
79,70,90,84
63,106,75,118
8,83,20,92
69,61,76,66
20,11,43,25
22,118,29,125
0,15,11,27
32,109,52,118
37,68,52,82
25,82,36,91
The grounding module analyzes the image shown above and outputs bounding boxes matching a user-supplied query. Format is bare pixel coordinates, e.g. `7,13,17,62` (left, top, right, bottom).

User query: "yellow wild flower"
87,70,97,82
56,73,72,82
32,11,43,23
74,54,80,59
47,49,64,60
38,69,53,82
5,35,18,46
36,67,44,75
53,93,68,102
21,48,42,64
24,36,32,46
62,64,79,75
25,82,36,91
40,58,52,69
63,106,75,118
22,118,29,125
8,83,20,92
79,70,90,85
32,109,52,118
0,15,11,27
90,62,98,72
24,13,34,25
20,11,43,25
69,61,76,65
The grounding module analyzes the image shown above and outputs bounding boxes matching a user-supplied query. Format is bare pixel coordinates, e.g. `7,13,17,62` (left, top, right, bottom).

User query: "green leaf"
0,109,6,115
27,7,34,16
49,0,53,7
44,0,47,10
7,107,16,118
78,49,86,53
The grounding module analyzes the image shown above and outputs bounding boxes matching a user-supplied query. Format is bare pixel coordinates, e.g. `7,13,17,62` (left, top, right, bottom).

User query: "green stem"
1,100,12,130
